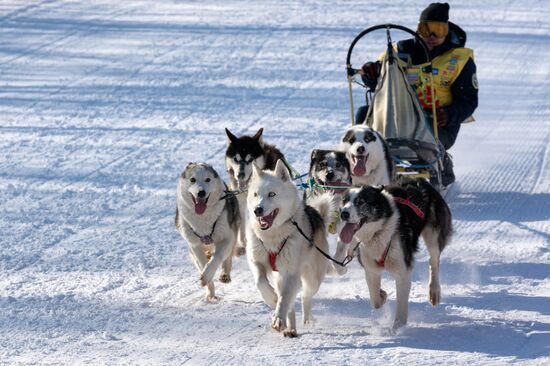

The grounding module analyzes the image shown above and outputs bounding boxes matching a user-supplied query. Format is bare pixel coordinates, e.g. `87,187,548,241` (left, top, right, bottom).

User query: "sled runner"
346,24,446,191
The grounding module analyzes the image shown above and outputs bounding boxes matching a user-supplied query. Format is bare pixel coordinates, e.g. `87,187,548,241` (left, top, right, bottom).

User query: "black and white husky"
340,125,395,186
246,160,335,337
225,127,287,255
175,163,240,300
339,178,452,328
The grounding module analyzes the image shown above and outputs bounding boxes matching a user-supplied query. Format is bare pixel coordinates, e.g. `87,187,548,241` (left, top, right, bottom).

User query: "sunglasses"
417,21,449,38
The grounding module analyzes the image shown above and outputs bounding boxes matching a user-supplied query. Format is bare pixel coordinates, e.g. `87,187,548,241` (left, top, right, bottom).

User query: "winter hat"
419,2,450,23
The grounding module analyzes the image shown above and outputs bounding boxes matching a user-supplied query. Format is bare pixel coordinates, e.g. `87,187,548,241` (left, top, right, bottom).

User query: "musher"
357,2,478,187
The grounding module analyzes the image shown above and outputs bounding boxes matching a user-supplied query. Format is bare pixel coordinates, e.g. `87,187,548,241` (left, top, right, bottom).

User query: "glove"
361,61,381,80
436,108,448,128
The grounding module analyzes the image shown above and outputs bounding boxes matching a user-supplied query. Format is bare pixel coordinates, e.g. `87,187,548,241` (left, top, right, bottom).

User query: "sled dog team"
175,125,453,337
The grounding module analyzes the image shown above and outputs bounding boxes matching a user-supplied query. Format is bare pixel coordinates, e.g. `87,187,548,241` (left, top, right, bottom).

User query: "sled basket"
346,24,444,189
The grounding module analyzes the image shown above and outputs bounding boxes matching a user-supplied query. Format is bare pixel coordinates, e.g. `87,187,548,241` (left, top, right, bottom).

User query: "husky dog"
308,149,352,196
340,125,394,186
225,128,287,255
339,178,452,328
175,162,240,300
308,149,353,275
246,160,335,337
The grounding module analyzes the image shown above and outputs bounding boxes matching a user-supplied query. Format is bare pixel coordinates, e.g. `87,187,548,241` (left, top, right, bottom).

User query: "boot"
441,152,455,187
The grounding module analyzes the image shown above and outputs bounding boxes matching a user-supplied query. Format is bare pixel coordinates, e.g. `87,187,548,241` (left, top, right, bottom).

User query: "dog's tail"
418,179,453,252
305,192,338,276
305,192,338,230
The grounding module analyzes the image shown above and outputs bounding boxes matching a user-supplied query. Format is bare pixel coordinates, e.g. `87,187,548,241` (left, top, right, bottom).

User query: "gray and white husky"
246,160,335,337
339,125,395,186
308,149,352,197
339,178,452,328
308,149,353,275
225,127,287,256
175,162,240,300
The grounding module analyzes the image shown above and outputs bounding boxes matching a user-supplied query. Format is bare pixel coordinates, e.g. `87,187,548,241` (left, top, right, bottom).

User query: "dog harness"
393,196,425,220
263,238,288,272
185,216,220,245
375,196,426,267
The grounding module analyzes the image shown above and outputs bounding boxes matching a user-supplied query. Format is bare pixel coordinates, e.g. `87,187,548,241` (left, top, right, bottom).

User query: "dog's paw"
380,289,387,303
219,272,231,283
234,245,246,257
206,294,219,302
271,316,286,332
303,318,316,327
283,329,298,338
429,283,441,306
392,318,407,330
372,289,387,309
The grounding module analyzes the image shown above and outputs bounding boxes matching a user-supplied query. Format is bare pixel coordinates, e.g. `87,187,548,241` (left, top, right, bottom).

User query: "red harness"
375,197,425,267
268,238,288,272
393,196,425,220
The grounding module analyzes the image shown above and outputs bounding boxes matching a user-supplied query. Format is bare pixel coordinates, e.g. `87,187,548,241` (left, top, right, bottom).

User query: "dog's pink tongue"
340,222,360,244
352,156,367,176
194,199,207,215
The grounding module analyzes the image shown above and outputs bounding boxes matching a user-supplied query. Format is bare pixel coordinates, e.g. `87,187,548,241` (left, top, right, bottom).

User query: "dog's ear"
251,163,264,178
309,149,320,174
274,159,290,182
225,128,238,144
205,164,219,178
182,162,195,176
252,128,264,146
310,149,321,161
342,129,355,144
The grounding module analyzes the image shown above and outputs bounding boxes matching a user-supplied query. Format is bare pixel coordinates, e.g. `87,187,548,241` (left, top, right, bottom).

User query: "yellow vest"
405,48,473,109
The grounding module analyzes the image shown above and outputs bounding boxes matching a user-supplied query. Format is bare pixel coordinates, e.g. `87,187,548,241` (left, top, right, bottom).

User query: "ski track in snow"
1,1,549,365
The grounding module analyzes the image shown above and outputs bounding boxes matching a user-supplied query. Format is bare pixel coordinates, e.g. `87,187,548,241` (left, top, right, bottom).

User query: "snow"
1,0,549,364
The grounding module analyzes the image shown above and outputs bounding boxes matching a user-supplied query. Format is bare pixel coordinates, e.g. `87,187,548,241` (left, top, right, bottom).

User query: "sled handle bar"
345,24,432,126
346,23,431,72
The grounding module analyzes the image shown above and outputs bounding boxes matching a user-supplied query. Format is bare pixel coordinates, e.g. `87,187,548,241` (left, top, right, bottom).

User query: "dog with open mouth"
339,125,395,187
338,177,452,328
225,128,288,257
332,125,396,274
175,162,240,301
246,160,336,337
308,149,352,197
307,149,354,275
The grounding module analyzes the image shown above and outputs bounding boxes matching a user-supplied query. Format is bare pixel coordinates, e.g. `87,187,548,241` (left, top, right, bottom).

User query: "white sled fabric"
365,49,437,148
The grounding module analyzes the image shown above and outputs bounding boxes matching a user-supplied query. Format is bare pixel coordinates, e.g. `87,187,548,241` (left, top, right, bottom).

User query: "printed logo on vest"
407,73,419,83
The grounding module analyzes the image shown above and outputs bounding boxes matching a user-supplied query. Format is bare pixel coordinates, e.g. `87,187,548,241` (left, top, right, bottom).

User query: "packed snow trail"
0,1,549,364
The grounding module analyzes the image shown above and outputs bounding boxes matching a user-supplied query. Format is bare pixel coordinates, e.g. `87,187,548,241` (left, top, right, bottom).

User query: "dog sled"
346,24,446,191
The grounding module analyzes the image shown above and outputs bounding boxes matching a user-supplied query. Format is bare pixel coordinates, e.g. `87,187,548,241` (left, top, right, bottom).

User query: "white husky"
175,163,240,300
246,160,335,337
339,124,394,186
